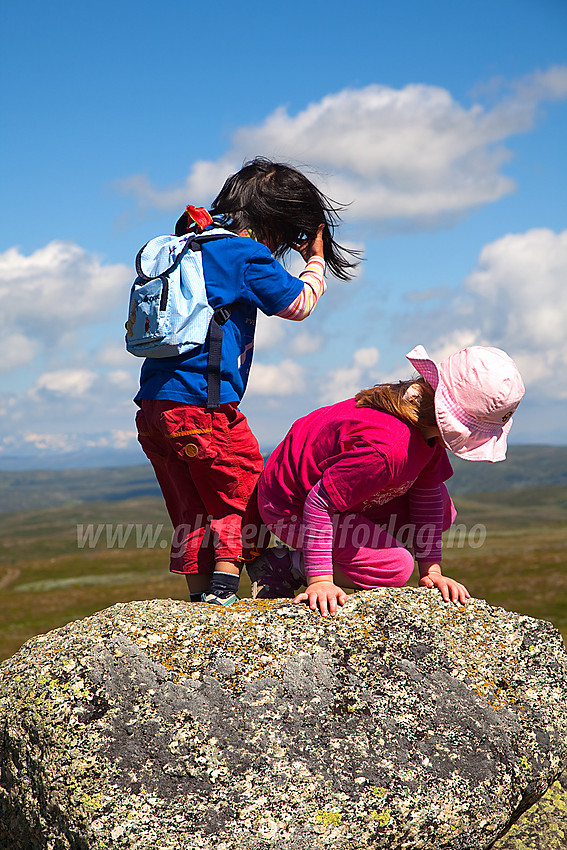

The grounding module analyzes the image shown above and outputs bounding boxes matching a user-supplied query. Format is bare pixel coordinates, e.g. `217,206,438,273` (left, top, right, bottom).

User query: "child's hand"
419,569,470,604
294,578,347,617
294,223,325,262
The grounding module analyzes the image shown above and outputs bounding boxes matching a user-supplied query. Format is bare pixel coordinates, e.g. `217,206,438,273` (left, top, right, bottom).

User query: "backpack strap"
135,232,194,282
190,231,241,409
206,306,232,409
134,232,198,314
187,233,235,409
134,228,235,283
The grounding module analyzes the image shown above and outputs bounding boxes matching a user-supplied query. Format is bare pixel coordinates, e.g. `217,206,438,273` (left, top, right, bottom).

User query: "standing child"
249,345,525,616
133,157,358,605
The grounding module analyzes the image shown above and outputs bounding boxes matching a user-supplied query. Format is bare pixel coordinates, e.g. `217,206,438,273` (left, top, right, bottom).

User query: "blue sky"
1,0,566,466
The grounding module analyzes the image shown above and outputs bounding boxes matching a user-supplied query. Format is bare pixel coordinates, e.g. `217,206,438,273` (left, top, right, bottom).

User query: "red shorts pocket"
159,407,217,462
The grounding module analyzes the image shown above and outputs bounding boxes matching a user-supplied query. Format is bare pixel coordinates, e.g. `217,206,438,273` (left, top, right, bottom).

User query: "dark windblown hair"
176,157,359,280
355,377,436,429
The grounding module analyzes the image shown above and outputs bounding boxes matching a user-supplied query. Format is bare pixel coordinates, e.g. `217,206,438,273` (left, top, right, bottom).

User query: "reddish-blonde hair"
355,377,436,429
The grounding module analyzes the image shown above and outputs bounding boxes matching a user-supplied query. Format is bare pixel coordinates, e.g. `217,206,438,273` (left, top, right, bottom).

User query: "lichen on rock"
492,772,567,850
1,588,566,849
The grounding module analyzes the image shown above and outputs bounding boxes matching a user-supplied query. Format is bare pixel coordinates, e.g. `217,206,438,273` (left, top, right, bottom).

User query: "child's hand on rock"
419,566,470,604
294,578,347,617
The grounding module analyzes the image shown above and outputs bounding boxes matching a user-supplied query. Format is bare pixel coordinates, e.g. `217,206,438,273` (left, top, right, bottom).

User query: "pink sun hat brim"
406,344,523,462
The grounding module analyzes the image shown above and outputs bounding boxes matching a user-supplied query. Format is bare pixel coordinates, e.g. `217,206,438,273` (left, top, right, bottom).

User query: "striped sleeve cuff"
409,485,444,562
277,256,326,321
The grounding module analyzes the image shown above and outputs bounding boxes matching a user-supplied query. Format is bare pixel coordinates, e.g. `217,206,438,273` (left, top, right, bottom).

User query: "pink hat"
406,344,525,462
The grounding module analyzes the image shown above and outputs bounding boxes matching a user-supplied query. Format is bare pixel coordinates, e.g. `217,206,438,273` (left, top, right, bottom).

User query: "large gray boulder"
1,589,566,850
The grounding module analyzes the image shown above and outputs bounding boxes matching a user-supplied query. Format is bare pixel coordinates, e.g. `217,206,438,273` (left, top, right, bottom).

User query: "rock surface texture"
1,589,566,850
491,771,567,850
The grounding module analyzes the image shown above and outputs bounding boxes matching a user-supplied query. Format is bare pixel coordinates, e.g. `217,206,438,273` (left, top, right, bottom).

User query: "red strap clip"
185,205,213,231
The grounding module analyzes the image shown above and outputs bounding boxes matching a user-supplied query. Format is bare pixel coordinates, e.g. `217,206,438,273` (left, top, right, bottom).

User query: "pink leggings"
263,485,456,589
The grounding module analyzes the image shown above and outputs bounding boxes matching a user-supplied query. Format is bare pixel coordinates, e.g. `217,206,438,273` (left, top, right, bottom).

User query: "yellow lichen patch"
371,809,391,826
371,786,387,797
316,810,342,826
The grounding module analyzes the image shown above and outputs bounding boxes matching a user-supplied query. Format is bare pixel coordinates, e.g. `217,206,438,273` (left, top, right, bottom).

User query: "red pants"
136,400,264,575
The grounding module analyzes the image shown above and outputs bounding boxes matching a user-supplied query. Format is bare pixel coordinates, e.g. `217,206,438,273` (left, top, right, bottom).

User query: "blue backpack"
125,227,236,408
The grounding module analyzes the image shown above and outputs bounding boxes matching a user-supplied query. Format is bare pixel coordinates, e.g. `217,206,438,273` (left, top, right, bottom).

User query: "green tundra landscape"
0,445,566,662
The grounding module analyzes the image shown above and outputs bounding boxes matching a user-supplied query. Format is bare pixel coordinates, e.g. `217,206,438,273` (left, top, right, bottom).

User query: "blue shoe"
246,547,304,600
201,592,239,606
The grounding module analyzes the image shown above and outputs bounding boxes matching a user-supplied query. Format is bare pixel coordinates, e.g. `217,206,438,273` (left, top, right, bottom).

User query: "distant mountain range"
0,445,565,515
448,444,567,493
0,448,146,472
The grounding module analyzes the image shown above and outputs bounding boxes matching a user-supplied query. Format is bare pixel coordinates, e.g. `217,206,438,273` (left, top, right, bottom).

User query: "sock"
208,571,239,599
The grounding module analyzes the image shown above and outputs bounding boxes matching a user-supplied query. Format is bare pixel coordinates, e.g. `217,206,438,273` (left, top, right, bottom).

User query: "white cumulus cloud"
107,370,138,391
247,359,305,396
29,369,98,400
14,428,138,455
406,228,567,398
0,334,39,373
0,241,131,347
118,157,237,212
96,342,136,368
253,312,287,351
320,347,380,404
290,330,324,355
464,228,567,350
22,432,73,452
119,67,567,230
